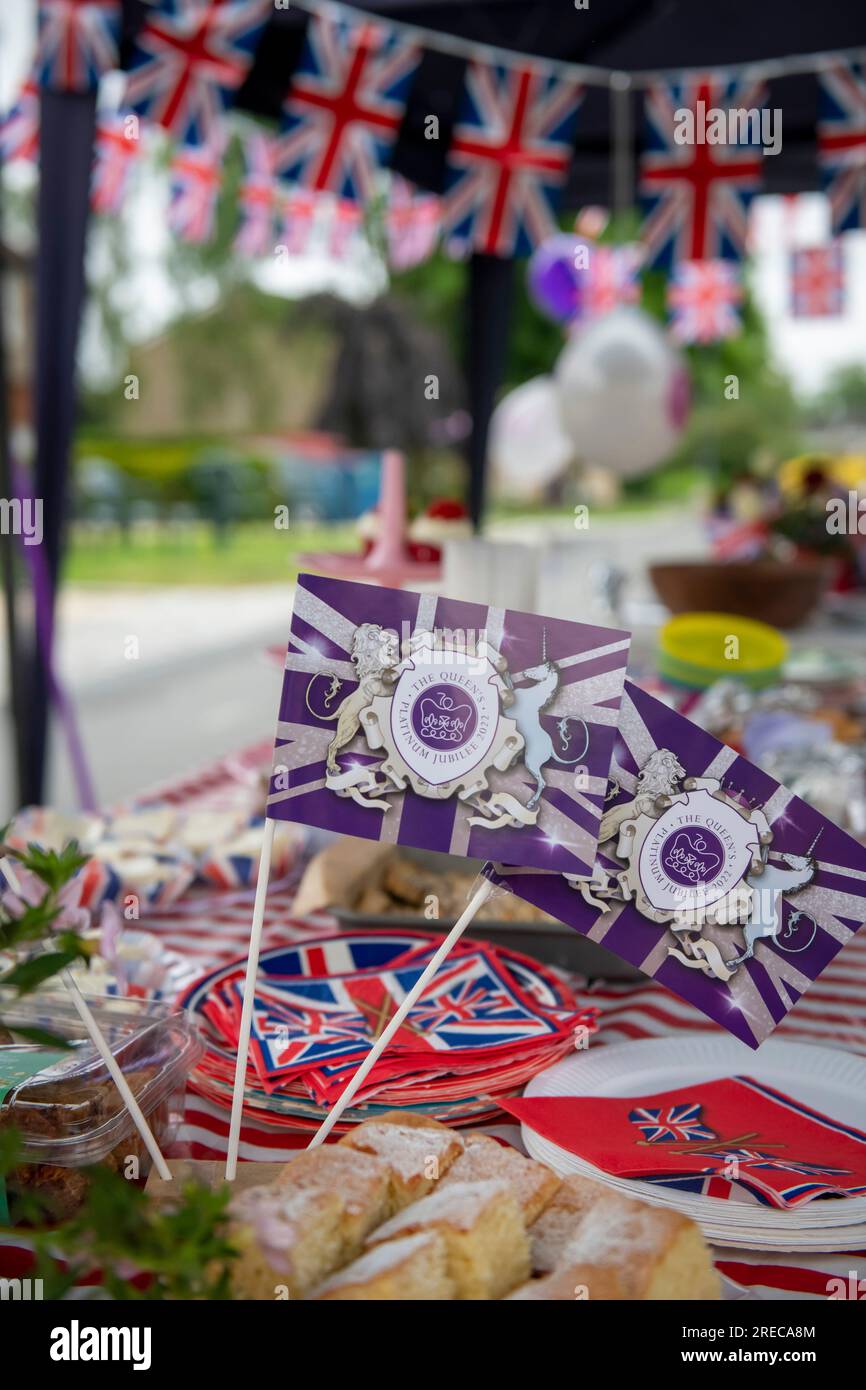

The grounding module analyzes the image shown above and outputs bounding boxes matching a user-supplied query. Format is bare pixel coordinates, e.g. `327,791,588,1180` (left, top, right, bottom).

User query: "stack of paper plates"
520,1036,866,1251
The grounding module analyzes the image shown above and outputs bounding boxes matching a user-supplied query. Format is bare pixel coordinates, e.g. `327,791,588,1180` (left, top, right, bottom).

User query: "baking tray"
331,847,643,982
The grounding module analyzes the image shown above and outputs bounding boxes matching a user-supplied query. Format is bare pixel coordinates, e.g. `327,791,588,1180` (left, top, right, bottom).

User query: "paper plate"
519,1036,866,1250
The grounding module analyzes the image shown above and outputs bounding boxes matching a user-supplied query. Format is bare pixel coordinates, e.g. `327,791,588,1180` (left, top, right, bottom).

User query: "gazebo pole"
0,233,28,806
465,252,515,532
25,90,97,804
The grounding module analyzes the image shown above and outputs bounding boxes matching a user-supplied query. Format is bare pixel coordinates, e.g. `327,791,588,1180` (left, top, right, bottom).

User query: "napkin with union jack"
487,680,866,1047
502,1077,866,1208
201,939,596,1105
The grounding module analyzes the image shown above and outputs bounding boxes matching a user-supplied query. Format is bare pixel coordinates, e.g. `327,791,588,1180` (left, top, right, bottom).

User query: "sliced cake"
529,1176,719,1300
310,1231,455,1301
507,1263,627,1300
440,1134,561,1223
276,1144,393,1254
339,1110,464,1207
366,1178,530,1299
229,1184,344,1299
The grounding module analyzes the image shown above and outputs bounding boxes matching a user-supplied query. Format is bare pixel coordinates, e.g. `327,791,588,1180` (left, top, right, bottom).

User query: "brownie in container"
0,994,203,1221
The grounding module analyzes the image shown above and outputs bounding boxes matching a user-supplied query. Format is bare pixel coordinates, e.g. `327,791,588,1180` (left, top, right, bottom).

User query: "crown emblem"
663,831,722,883
719,782,763,812
418,693,473,743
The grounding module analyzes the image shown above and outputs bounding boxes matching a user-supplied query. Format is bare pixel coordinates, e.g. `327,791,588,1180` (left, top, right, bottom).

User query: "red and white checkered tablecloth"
3,744,865,1299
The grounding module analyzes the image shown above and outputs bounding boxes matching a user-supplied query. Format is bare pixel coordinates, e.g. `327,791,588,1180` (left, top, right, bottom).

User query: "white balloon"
554,307,690,478
489,375,573,497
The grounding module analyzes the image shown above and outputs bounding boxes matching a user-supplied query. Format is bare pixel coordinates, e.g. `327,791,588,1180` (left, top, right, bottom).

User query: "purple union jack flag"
629,1101,717,1144
277,14,420,203
819,60,866,233
442,61,582,259
36,0,120,93
124,0,269,146
639,75,765,269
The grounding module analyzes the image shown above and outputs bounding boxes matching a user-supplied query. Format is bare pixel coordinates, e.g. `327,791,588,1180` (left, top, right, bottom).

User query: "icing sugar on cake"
343,1122,463,1180
370,1179,510,1241
313,1233,436,1293
231,1185,331,1272
280,1145,389,1215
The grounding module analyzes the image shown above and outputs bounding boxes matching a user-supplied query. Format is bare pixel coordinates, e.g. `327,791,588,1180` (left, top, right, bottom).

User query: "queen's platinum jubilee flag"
267,573,631,876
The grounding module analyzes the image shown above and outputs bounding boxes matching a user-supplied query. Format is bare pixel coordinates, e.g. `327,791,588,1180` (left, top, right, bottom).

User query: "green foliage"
0,837,92,1013
0,1132,240,1299
6,842,89,895
806,365,866,426
35,1169,239,1301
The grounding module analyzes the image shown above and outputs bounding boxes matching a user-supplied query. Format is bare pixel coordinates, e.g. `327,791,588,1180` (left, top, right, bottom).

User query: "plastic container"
657,612,788,691
0,994,203,1220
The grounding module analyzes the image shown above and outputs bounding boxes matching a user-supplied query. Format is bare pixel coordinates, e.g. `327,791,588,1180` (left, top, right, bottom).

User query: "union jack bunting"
442,60,583,258
386,176,441,270
0,78,40,165
790,243,846,318
818,60,866,233
235,131,281,257
328,198,363,258
91,114,141,215
667,258,743,343
36,0,120,93
279,188,319,256
628,1101,717,1145
277,14,420,203
124,0,269,146
584,243,641,318
639,75,765,269
168,139,224,243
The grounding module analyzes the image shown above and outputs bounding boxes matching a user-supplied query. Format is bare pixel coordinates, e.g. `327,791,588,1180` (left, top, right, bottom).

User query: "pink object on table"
300,449,442,588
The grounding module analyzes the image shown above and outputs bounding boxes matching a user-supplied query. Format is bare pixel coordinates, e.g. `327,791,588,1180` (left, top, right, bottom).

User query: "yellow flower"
778,453,866,498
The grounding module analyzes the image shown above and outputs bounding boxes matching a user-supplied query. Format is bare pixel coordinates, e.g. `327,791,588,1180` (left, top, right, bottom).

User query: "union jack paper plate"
519,1036,866,1250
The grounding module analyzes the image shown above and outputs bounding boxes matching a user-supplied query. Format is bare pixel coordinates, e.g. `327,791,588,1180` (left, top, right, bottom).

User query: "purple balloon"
527,234,589,324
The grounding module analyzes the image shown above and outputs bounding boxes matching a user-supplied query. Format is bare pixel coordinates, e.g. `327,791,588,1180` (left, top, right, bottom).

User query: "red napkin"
502,1076,866,1208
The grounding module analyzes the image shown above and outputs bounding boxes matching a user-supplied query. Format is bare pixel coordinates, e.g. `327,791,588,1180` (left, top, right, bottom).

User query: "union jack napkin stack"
502,1077,866,1209
487,680,866,1048
266,573,630,878
181,929,595,1126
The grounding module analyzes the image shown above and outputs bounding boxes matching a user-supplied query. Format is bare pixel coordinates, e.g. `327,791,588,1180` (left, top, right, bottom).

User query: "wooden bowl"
648,559,833,629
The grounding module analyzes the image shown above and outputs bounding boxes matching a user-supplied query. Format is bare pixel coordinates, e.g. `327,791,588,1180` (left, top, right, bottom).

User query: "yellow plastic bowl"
659,611,788,684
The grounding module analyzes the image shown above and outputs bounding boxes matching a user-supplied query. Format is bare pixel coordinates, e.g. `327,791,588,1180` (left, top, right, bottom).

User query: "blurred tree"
808,364,866,426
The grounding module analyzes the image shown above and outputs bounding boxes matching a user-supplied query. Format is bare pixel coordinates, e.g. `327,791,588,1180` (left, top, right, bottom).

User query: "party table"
2,741,865,1300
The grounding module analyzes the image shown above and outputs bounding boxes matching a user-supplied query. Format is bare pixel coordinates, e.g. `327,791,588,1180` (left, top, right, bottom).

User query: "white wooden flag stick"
306,875,495,1149
225,816,276,1180
1,855,172,1182
62,968,172,1181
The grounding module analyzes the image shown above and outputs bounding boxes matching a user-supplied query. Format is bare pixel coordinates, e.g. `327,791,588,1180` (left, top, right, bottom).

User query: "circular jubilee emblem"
390,657,501,788
637,789,760,914
410,683,479,750
659,827,726,888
